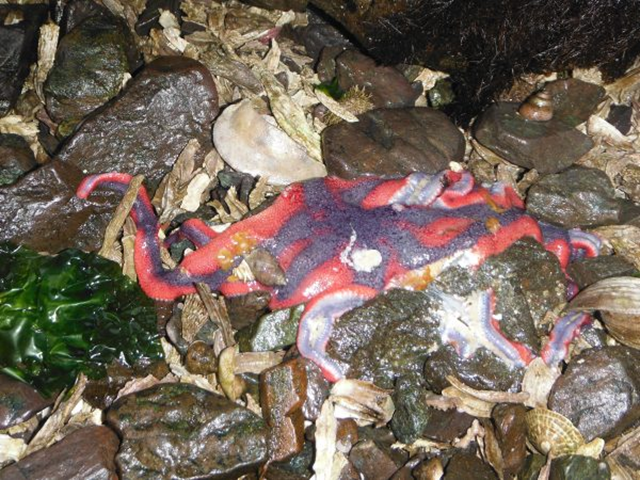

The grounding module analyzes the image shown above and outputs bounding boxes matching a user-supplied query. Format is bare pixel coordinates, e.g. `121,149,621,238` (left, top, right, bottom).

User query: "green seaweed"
0,243,162,397
315,77,344,100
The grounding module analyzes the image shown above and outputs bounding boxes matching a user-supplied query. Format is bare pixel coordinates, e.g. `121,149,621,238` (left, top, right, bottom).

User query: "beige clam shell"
525,408,585,457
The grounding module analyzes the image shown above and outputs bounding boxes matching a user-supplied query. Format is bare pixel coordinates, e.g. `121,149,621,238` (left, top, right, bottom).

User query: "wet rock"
0,133,37,185
428,78,456,109
527,167,622,228
238,305,303,352
421,408,475,444
58,56,218,187
620,163,640,203
0,5,48,116
337,419,359,453
548,346,640,440
424,347,523,393
549,455,610,480
185,340,217,375
226,291,271,330
0,160,118,253
0,425,119,480
519,454,546,480
267,441,315,480
135,0,182,36
0,374,50,430
492,404,528,479
445,449,499,480
334,50,419,109
301,358,331,421
607,104,633,135
107,383,268,479
349,440,399,480
473,102,593,174
391,375,432,444
322,107,465,178
260,358,308,462
326,289,441,389
544,79,605,127
567,256,638,289
44,4,137,137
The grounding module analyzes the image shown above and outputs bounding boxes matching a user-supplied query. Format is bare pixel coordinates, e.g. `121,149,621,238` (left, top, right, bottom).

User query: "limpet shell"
525,408,584,457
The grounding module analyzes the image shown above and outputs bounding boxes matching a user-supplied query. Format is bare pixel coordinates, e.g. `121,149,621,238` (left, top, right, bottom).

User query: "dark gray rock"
0,5,47,116
548,346,640,440
322,107,465,178
135,0,182,36
335,50,420,109
44,4,137,137
549,455,610,480
0,425,119,480
57,56,218,187
349,440,399,480
301,358,330,421
107,382,268,480
0,374,50,430
0,160,118,253
526,167,622,228
391,375,432,444
544,79,605,128
445,449,499,480
326,289,441,389
0,134,37,186
567,256,638,289
473,102,593,174
607,104,633,135
238,305,303,352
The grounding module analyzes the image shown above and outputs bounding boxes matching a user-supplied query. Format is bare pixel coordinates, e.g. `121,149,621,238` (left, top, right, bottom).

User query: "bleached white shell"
213,100,327,185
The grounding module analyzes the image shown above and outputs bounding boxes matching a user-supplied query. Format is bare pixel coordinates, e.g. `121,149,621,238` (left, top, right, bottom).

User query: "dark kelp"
0,243,162,397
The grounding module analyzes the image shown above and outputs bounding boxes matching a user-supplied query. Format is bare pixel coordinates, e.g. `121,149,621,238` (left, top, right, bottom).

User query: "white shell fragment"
213,100,327,185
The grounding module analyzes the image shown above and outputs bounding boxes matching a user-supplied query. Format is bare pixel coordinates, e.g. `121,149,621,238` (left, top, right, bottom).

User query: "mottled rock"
326,289,441,389
567,256,638,289
267,440,315,480
518,454,546,480
322,107,465,178
44,5,137,136
58,56,218,187
492,404,528,479
548,346,640,440
107,383,268,479
185,340,217,375
0,160,118,253
544,79,605,127
473,102,593,174
238,305,302,353
549,455,610,480
620,163,640,203
0,133,37,186
349,440,399,480
527,167,622,228
260,358,308,462
0,5,47,116
391,375,432,444
226,291,271,330
0,374,50,430
0,425,119,480
335,50,419,109
445,449,499,480
301,358,331,421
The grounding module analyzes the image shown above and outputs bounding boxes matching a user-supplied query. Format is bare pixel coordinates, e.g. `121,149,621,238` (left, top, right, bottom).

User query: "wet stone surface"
527,167,624,228
44,2,137,137
334,49,420,109
0,425,119,480
549,455,611,480
544,78,605,127
445,448,499,480
567,255,638,289
106,383,268,479
492,403,528,479
349,439,399,480
391,375,432,444
0,5,47,116
238,305,303,352
473,102,593,174
301,358,330,421
0,133,37,186
58,56,218,187
548,346,640,440
0,160,118,253
0,374,50,430
322,107,465,178
260,358,308,462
